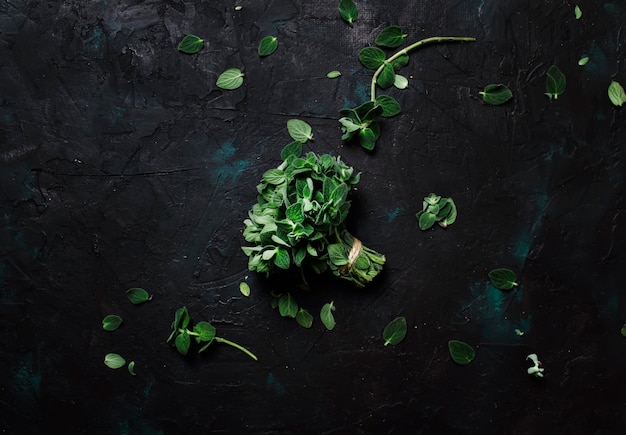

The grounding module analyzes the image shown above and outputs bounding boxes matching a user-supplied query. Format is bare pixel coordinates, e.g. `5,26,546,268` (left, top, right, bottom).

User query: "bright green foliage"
216,68,244,90
415,193,457,230
126,287,151,304
338,0,358,26
239,282,251,297
479,84,513,105
320,301,336,330
375,26,407,48
545,65,566,100
102,314,123,331
488,268,518,290
608,81,626,107
574,5,582,19
178,35,204,54
104,353,126,369
287,119,314,143
258,36,278,57
578,56,589,66
241,142,385,288
339,98,403,150
327,70,341,79
448,340,475,365
382,317,407,346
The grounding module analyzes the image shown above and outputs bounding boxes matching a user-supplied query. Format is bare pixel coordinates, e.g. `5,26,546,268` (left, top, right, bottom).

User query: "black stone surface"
1,0,625,433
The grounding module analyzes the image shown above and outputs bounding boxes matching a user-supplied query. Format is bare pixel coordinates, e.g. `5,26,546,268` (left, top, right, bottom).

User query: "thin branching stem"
215,337,258,361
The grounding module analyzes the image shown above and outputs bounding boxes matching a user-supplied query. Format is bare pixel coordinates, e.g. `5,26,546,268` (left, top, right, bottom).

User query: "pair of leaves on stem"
415,193,457,230
339,97,400,150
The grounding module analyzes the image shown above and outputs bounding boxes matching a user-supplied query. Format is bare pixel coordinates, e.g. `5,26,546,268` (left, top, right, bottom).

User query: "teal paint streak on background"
603,2,620,14
385,207,403,223
211,140,250,184
266,373,286,395
83,25,105,52
583,41,610,77
14,354,41,397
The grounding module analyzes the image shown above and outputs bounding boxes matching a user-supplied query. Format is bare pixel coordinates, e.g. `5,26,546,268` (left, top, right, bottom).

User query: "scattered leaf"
375,26,407,48
608,81,626,107
216,68,244,90
393,74,409,89
258,36,278,57
104,353,126,369
178,35,204,54
295,308,314,328
102,314,123,331
382,316,407,346
514,328,525,336
278,293,298,318
327,70,342,79
338,0,358,26
448,340,475,365
234,5,242,11
287,119,314,143
578,55,589,66
479,84,513,105
320,301,336,330
574,5,582,19
126,287,150,305
488,268,518,290
621,324,626,337
239,282,251,297
545,65,566,100
128,361,136,376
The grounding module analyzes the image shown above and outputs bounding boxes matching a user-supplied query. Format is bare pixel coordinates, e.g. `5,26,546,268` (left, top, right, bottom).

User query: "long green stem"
215,337,258,361
370,36,476,101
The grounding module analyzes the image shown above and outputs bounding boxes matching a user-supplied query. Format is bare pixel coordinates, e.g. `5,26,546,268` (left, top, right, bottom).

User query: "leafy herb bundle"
242,142,385,288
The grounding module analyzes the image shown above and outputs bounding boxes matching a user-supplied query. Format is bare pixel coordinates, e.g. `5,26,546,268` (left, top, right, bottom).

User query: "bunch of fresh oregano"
241,141,385,288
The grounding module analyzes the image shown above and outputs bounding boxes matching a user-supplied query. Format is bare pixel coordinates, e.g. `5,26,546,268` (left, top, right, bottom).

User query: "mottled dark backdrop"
1,0,625,433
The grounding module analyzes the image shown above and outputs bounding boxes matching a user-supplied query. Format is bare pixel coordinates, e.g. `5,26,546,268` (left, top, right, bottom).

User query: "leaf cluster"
270,292,335,330
339,97,400,150
415,193,457,230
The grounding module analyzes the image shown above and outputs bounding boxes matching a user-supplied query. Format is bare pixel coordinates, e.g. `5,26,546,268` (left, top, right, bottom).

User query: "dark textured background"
1,0,625,433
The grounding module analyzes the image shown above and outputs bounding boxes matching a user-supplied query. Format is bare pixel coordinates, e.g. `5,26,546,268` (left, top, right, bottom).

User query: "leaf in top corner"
608,81,626,107
178,35,204,54
545,65,566,100
287,119,314,143
375,26,407,48
216,68,244,90
358,47,386,70
448,340,475,365
338,0,358,26
126,287,151,304
258,36,278,57
488,268,518,290
479,84,513,105
382,316,407,346
320,301,336,330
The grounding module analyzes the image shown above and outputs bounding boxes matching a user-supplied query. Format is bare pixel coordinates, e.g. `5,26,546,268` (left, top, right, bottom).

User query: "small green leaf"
545,65,566,100
479,84,513,105
216,68,244,90
320,301,336,331
448,340,475,365
488,268,518,290
287,119,314,143
104,353,126,369
578,55,589,66
193,321,216,343
375,95,401,117
327,70,341,79
375,26,407,48
359,127,377,151
358,47,386,70
621,324,626,337
338,0,358,26
382,316,407,346
234,5,242,11
391,53,409,71
437,198,457,228
128,361,136,376
102,314,123,331
416,211,436,230
258,36,278,57
239,282,251,297
296,308,314,328
175,330,191,355
280,141,303,160
278,293,298,318
394,74,409,89
274,247,291,269
377,63,396,89
608,81,626,107
574,5,582,19
178,35,204,54
126,287,150,305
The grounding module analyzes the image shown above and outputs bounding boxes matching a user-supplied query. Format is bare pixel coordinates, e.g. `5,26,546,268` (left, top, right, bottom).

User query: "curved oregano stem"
214,337,258,361
370,36,476,101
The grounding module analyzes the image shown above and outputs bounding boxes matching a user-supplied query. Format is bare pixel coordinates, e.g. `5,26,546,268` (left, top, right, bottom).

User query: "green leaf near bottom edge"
448,340,475,365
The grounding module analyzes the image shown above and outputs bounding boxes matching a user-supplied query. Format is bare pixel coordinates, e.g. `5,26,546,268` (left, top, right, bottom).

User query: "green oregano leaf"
488,268,518,290
104,353,126,369
102,314,123,331
128,361,136,376
358,47,386,70
295,308,314,328
258,36,278,57
239,282,251,297
216,68,244,90
608,81,626,107
338,0,358,26
578,55,589,66
545,65,566,100
278,293,298,318
126,287,151,304
375,95,401,117
621,323,626,337
382,316,407,346
416,211,436,230
448,340,475,365
394,74,409,89
280,141,303,160
320,301,336,330
391,53,409,71
359,127,377,150
479,84,513,105
287,119,314,143
178,35,204,54
193,321,216,343
376,63,396,89
327,70,341,79
175,330,191,355
574,5,582,19
375,26,407,48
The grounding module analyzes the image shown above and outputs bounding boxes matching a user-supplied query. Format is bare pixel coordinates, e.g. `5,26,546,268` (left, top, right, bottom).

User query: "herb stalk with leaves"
242,141,385,288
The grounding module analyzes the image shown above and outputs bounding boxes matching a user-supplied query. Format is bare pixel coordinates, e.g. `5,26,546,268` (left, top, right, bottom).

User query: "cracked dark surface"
1,0,625,433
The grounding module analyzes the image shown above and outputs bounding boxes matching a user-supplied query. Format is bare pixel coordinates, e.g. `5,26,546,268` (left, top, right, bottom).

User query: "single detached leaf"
287,119,314,143
235,5,242,11
545,65,566,100
239,282,251,297
621,323,626,337
382,316,407,346
338,0,358,26
178,35,204,54
278,293,298,318
258,36,278,57
126,287,150,305
488,268,518,290
578,55,589,66
608,81,626,107
102,314,123,331
320,301,336,330
448,340,475,365
104,353,126,369
216,68,244,90
574,5,582,19
327,70,341,79
128,361,136,376
479,84,513,105
358,47,386,70
394,74,409,90
295,308,314,328
375,95,401,117
375,26,407,48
